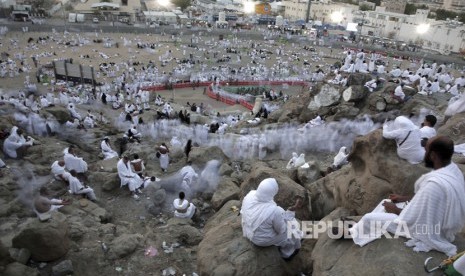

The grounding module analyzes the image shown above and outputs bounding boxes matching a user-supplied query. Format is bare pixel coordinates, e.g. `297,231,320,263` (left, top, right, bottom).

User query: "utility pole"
305,0,312,24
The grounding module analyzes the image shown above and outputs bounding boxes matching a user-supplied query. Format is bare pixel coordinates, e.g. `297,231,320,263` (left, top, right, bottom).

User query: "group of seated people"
240,134,465,269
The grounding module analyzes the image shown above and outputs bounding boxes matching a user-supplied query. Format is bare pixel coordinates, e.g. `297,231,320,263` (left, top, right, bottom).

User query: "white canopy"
91,2,120,9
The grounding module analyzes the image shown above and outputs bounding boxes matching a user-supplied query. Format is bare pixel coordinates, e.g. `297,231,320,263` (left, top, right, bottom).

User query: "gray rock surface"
51,260,73,276
211,177,240,211
3,262,40,276
107,234,143,260
12,213,70,262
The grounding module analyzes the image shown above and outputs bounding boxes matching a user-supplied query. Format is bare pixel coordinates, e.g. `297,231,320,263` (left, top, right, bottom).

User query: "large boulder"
0,240,14,266
307,84,341,111
198,201,293,276
312,209,465,276
107,234,143,260
3,262,40,276
211,177,240,211
305,166,352,220
188,146,228,167
158,218,203,246
296,160,322,185
333,130,429,215
342,85,368,103
331,103,360,121
347,73,372,86
275,94,312,123
12,213,70,262
438,113,465,144
240,162,311,219
44,106,72,124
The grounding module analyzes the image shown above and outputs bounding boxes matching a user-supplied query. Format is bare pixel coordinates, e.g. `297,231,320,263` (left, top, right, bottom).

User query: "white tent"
91,2,120,9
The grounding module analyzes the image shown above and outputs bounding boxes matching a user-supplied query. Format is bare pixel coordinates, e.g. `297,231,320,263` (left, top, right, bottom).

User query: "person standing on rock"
158,143,170,173
240,178,303,260
349,136,465,257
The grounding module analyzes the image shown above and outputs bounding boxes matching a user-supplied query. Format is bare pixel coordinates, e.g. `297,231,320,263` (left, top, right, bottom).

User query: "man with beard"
348,136,465,257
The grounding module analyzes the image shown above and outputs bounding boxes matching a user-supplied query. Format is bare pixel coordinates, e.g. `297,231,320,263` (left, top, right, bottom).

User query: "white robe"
333,146,349,168
101,141,118,160
445,93,465,117
63,149,88,173
68,175,97,201
240,178,301,258
117,159,142,191
3,126,32,158
159,145,169,170
419,126,436,140
173,198,196,219
382,116,425,164
286,152,299,169
350,163,465,256
51,161,71,181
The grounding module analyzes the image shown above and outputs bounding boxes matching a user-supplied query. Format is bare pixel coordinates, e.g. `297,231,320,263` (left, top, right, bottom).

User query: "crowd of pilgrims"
1,28,465,224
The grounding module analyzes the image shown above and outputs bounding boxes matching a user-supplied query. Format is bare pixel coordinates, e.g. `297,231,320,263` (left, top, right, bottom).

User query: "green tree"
360,4,372,11
367,0,381,6
435,9,458,21
404,3,416,15
172,0,191,11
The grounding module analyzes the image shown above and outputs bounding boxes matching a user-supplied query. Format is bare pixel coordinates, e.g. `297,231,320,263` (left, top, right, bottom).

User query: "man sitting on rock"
173,191,196,219
349,136,465,257
33,186,70,221
383,116,425,164
63,145,88,174
3,126,34,159
68,170,97,202
420,115,437,147
240,178,303,260
117,155,143,199
51,160,71,182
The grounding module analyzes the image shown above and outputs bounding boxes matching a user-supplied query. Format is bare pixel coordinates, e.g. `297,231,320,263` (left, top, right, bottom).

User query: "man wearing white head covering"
332,146,349,169
286,152,299,169
117,155,143,199
383,116,425,164
51,160,71,182
179,164,198,193
67,103,82,121
3,126,33,158
350,136,465,257
240,178,303,259
101,137,118,160
63,145,88,173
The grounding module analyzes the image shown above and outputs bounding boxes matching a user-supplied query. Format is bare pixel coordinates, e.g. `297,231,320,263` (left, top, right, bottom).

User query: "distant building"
73,0,142,21
380,0,407,14
408,0,465,13
283,0,357,24
355,6,465,55
0,0,16,8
